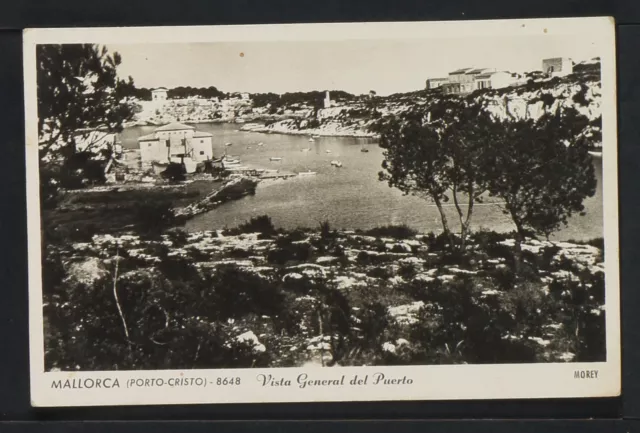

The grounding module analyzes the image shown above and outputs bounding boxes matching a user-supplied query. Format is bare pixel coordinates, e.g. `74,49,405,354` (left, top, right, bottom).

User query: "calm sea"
120,123,604,241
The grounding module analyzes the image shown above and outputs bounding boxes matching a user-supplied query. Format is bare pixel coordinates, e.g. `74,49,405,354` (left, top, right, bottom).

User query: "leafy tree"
483,107,597,241
376,99,499,248
37,44,136,203
37,44,135,160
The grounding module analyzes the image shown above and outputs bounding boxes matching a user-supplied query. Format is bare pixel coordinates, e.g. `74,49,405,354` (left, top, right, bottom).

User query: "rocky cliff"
132,60,602,146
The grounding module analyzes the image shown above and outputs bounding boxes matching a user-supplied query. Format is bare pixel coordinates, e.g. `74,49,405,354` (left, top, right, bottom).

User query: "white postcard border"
23,17,620,407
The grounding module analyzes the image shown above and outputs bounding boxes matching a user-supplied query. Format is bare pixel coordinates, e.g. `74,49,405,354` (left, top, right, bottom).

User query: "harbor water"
120,123,604,241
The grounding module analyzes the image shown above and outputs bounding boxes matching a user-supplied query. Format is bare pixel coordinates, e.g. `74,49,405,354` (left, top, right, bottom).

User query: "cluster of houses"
426,57,574,95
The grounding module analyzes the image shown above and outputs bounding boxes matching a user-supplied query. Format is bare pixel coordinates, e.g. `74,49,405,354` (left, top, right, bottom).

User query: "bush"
237,215,277,237
161,162,186,182
367,266,394,280
490,266,516,291
319,220,333,239
397,262,418,279
267,238,313,265
423,231,452,252
365,224,418,240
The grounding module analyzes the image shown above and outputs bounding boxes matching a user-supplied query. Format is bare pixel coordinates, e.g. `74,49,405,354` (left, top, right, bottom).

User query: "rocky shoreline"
239,121,378,139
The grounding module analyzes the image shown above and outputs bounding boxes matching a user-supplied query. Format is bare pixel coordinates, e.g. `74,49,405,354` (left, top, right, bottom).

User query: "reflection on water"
121,123,603,241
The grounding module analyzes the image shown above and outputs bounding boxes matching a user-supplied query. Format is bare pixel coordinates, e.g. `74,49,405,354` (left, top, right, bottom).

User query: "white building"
542,58,574,77
138,122,214,164
474,71,520,90
151,87,168,102
324,90,333,108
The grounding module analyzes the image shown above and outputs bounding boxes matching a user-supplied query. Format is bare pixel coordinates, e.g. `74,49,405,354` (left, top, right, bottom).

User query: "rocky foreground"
44,224,606,371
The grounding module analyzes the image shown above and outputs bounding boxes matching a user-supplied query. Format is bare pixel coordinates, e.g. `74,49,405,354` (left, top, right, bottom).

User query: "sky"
110,35,601,96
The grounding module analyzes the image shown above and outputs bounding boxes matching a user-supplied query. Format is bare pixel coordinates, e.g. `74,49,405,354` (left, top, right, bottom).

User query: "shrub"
490,266,516,291
319,220,333,239
397,262,418,279
267,240,313,265
161,162,186,182
423,231,452,252
364,224,418,240
205,264,285,320
367,266,394,280
237,215,276,237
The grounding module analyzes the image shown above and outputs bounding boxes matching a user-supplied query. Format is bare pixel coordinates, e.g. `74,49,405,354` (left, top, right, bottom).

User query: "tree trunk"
461,183,475,250
432,195,455,247
452,184,465,248
508,206,526,278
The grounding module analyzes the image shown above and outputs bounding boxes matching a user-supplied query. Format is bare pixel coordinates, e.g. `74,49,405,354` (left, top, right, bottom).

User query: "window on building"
148,143,152,147
200,151,205,155
201,140,204,143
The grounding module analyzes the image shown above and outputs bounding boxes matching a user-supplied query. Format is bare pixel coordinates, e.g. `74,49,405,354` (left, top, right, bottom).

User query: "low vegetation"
42,215,606,371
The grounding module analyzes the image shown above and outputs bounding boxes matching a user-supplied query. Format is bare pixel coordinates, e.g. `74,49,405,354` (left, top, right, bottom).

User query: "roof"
475,73,494,79
193,131,213,138
154,122,196,132
152,87,168,91
449,67,473,75
138,133,160,141
427,77,448,81
467,68,494,75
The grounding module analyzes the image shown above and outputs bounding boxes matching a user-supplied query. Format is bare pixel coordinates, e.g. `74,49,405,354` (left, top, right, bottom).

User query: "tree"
484,107,597,240
37,44,136,202
37,44,136,161
376,99,499,248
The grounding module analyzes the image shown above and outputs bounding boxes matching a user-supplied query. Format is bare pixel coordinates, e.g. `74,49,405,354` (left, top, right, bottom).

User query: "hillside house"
474,71,520,90
442,67,495,95
151,87,168,102
138,122,214,164
542,57,573,77
425,77,448,90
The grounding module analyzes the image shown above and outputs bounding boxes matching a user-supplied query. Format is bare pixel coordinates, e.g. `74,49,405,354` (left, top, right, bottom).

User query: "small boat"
360,148,369,153
225,142,233,146
330,160,343,167
301,148,311,152
257,142,264,146
298,170,317,176
312,135,320,138
308,137,315,142
269,157,283,161
325,150,332,153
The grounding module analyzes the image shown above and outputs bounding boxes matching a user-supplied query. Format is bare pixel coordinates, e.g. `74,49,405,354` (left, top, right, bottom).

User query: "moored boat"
269,157,283,161
298,170,317,176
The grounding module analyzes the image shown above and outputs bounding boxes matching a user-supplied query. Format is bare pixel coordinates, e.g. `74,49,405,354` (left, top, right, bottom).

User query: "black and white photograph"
24,18,620,406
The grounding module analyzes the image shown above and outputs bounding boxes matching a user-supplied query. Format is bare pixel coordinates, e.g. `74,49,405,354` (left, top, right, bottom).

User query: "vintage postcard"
24,17,619,407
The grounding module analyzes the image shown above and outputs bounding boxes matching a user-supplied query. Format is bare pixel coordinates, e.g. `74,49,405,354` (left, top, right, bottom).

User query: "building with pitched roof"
138,121,214,164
